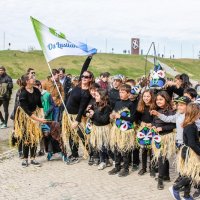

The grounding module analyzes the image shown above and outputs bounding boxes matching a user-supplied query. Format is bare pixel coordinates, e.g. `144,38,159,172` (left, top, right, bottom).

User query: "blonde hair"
182,103,200,128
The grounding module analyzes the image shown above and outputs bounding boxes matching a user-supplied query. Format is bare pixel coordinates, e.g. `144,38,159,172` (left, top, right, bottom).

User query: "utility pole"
105,39,107,53
181,43,182,58
3,32,5,50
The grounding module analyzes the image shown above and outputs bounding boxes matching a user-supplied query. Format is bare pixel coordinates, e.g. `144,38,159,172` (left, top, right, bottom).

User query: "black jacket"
0,73,13,100
152,108,176,135
91,105,111,126
136,106,153,125
108,88,120,110
114,99,137,123
62,76,71,103
183,123,200,156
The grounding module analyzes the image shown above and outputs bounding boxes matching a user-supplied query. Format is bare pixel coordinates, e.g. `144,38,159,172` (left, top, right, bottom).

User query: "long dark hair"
78,70,95,88
21,74,30,87
137,89,156,113
176,73,192,89
94,88,109,111
155,91,172,111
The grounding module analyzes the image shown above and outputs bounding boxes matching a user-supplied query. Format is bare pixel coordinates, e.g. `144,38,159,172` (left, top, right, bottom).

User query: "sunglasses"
81,75,91,79
31,72,36,75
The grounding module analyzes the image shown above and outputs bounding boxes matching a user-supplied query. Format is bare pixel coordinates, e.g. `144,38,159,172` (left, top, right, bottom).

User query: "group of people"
0,55,200,200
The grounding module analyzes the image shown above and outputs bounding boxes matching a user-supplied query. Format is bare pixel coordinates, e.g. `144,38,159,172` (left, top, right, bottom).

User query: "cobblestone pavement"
0,152,181,200
0,92,199,200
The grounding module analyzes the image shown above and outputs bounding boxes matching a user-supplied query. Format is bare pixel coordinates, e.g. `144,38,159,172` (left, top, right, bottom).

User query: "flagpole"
46,61,69,115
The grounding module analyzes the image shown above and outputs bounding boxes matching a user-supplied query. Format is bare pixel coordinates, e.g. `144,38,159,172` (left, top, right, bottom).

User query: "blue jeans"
53,106,60,122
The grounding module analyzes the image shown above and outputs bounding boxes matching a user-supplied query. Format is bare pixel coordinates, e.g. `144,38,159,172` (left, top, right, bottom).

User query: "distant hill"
0,50,199,81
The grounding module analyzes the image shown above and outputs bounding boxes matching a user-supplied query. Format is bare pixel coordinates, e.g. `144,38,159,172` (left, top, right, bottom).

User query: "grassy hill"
0,50,152,80
0,50,199,81
159,58,200,81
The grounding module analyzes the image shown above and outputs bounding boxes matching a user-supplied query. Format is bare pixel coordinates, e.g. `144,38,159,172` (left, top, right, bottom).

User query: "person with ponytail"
166,73,192,99
62,70,94,164
86,88,112,170
15,73,47,167
169,103,200,200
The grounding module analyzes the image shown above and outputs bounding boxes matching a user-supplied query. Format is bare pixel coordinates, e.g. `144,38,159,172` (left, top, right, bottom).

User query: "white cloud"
0,0,200,57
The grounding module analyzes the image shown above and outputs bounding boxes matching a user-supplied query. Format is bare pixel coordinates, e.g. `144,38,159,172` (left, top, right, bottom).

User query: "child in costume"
86,88,112,170
152,91,176,190
86,83,100,166
136,89,156,176
169,103,200,200
129,85,141,172
108,84,137,177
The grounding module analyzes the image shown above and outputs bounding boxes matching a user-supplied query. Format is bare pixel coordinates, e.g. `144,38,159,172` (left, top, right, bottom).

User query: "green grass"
159,58,200,81
0,50,152,80
0,50,199,81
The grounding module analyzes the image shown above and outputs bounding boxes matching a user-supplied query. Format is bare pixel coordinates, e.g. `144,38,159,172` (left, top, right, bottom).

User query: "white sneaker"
98,162,106,170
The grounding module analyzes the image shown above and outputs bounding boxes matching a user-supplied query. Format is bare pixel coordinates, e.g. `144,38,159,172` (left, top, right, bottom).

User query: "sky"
0,0,200,58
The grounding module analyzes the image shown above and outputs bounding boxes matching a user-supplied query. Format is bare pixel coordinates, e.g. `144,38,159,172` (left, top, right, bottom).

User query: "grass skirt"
89,124,111,151
177,146,200,184
152,131,176,161
110,124,135,152
14,107,43,146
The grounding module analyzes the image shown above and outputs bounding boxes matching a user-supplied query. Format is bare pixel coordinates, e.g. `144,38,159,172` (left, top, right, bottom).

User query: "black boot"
157,178,164,190
108,167,120,175
118,169,129,177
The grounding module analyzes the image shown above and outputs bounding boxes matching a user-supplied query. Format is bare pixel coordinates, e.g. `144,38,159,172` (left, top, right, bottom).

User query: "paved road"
147,58,198,86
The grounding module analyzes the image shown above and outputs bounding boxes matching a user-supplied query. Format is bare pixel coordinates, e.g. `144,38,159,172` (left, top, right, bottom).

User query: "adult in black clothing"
0,66,13,129
18,74,47,167
166,73,192,99
66,70,94,164
108,75,122,110
58,68,71,104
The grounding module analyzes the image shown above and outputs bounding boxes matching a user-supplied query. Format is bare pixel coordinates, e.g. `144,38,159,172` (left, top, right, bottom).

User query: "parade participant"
166,74,192,99
42,69,64,122
108,84,137,177
183,88,197,102
35,80,54,156
136,89,156,176
58,67,71,104
86,88,112,170
62,71,94,164
15,73,46,167
86,83,100,166
129,86,141,172
98,72,110,90
0,66,13,129
151,91,176,190
10,79,23,157
169,103,200,200
108,75,122,109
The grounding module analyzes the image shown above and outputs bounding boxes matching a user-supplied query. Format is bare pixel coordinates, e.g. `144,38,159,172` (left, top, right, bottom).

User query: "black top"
183,123,200,156
19,87,43,116
114,99,137,123
0,73,13,100
66,86,91,122
108,88,120,109
91,105,111,126
136,106,153,125
152,108,176,135
166,85,184,98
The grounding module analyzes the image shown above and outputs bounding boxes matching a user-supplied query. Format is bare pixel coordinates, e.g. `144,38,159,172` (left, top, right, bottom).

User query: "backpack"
0,83,8,98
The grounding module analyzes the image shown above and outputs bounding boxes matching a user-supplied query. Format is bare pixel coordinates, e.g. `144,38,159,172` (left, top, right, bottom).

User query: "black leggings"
174,176,192,198
0,99,9,125
158,156,169,179
23,144,37,159
69,128,87,158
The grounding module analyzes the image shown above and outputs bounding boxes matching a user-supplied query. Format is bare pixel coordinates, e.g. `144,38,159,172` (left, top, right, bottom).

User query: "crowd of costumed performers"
6,55,200,200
